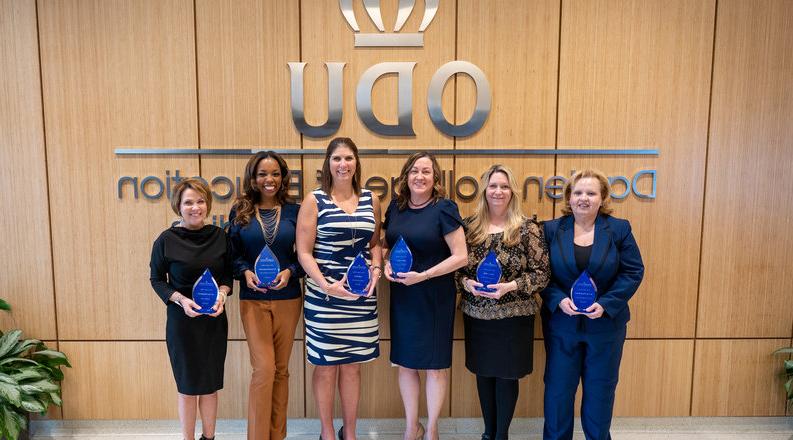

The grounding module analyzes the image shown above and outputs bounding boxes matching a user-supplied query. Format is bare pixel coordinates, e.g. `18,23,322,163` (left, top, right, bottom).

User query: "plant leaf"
47,367,64,382
11,369,44,383
0,373,18,385
0,299,10,312
0,357,41,368
773,347,793,355
20,394,47,413
9,338,41,357
0,405,25,440
31,350,71,368
0,379,22,408
0,330,22,359
49,391,62,407
20,379,59,394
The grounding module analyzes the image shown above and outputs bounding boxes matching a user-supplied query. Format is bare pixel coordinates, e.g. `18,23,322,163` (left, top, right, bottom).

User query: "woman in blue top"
297,137,383,440
227,151,304,440
382,152,468,440
541,169,644,440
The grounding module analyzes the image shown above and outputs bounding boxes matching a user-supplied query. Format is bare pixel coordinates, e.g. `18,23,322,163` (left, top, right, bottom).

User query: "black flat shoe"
338,426,344,440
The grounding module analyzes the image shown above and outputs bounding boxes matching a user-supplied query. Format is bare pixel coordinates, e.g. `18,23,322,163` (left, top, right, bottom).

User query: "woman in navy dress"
541,169,644,440
296,137,383,440
382,152,467,440
150,178,232,440
227,151,304,440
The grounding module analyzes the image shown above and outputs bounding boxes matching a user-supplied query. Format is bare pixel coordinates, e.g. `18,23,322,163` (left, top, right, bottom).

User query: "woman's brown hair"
170,178,212,216
395,152,445,210
320,137,362,195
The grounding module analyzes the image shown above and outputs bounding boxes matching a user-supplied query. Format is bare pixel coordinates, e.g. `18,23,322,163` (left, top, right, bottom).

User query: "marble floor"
29,417,793,440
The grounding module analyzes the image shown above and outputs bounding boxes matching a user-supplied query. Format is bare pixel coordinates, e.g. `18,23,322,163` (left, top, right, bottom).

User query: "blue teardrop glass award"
389,236,413,278
571,270,597,311
346,252,371,296
192,268,219,314
476,250,502,293
254,245,281,287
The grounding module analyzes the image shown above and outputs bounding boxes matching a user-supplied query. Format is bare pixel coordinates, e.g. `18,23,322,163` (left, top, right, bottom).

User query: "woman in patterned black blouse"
456,164,550,440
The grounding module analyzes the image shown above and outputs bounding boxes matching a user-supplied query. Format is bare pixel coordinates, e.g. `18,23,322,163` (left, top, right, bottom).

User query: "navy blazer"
541,214,644,333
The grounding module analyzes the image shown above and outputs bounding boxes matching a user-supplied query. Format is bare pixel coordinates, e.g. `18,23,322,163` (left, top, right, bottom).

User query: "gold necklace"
254,204,280,246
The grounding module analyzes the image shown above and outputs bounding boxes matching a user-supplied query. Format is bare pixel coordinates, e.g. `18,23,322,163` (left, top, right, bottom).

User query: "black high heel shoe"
338,426,345,440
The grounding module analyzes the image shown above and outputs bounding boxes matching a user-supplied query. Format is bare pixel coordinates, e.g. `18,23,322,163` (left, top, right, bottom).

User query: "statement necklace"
255,205,280,246
409,196,432,209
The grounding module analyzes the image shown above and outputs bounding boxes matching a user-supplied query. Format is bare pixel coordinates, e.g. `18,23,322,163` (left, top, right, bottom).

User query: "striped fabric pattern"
304,189,380,365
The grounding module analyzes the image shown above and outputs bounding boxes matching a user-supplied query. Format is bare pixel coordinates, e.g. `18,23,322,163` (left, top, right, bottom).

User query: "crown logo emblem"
339,0,439,47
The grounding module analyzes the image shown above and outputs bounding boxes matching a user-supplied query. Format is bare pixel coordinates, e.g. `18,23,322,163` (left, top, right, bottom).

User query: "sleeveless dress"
304,189,380,365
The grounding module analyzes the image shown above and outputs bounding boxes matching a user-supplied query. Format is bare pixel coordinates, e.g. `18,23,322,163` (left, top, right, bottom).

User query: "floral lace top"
456,218,550,320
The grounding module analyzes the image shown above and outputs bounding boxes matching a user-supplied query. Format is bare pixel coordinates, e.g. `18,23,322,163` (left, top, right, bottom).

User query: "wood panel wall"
0,0,56,340
0,0,791,420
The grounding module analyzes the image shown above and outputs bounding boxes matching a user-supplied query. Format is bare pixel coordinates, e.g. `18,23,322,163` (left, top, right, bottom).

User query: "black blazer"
541,214,644,333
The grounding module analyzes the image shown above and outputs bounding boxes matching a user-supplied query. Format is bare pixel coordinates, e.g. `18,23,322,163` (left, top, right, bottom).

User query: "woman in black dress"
456,165,550,440
382,152,468,440
150,178,232,440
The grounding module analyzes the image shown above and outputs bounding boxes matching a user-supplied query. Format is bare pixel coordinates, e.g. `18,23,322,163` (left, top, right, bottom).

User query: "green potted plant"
0,299,70,440
773,347,793,410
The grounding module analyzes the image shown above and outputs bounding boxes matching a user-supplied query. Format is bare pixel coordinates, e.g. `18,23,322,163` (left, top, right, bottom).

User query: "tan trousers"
240,298,302,440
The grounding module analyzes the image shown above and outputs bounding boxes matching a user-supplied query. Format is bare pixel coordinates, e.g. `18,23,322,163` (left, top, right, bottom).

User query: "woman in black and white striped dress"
297,137,383,440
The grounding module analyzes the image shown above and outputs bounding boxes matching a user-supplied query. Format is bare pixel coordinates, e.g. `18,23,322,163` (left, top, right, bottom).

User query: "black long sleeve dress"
149,224,233,395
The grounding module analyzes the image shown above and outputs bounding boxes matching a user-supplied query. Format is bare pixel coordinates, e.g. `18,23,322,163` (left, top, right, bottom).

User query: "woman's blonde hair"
467,165,525,247
560,169,614,216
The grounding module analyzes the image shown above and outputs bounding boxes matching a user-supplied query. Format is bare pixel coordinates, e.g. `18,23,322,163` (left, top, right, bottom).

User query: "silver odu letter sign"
356,62,416,136
288,62,345,138
428,61,491,137
287,0,491,138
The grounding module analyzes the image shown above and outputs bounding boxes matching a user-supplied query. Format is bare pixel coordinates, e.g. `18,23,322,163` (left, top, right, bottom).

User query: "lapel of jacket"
587,215,612,278
556,216,579,278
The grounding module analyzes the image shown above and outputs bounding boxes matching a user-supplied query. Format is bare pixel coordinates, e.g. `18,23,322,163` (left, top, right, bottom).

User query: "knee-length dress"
149,225,232,395
384,199,464,369
303,189,380,366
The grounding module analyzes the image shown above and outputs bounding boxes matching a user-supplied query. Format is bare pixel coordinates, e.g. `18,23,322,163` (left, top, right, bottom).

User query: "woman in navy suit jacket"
541,169,644,440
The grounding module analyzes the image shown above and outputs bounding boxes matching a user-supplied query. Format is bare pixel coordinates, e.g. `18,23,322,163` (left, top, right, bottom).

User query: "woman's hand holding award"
254,244,280,289
571,270,597,311
476,250,502,294
389,236,413,278
346,252,371,296
192,268,219,314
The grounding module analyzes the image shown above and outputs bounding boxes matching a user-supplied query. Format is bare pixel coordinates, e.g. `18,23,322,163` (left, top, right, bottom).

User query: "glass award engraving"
389,236,413,278
476,250,502,293
192,268,219,314
254,245,281,288
571,270,597,311
346,252,371,296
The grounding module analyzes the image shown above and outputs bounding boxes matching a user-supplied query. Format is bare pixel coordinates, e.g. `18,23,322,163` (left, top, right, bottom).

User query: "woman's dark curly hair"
231,151,291,226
